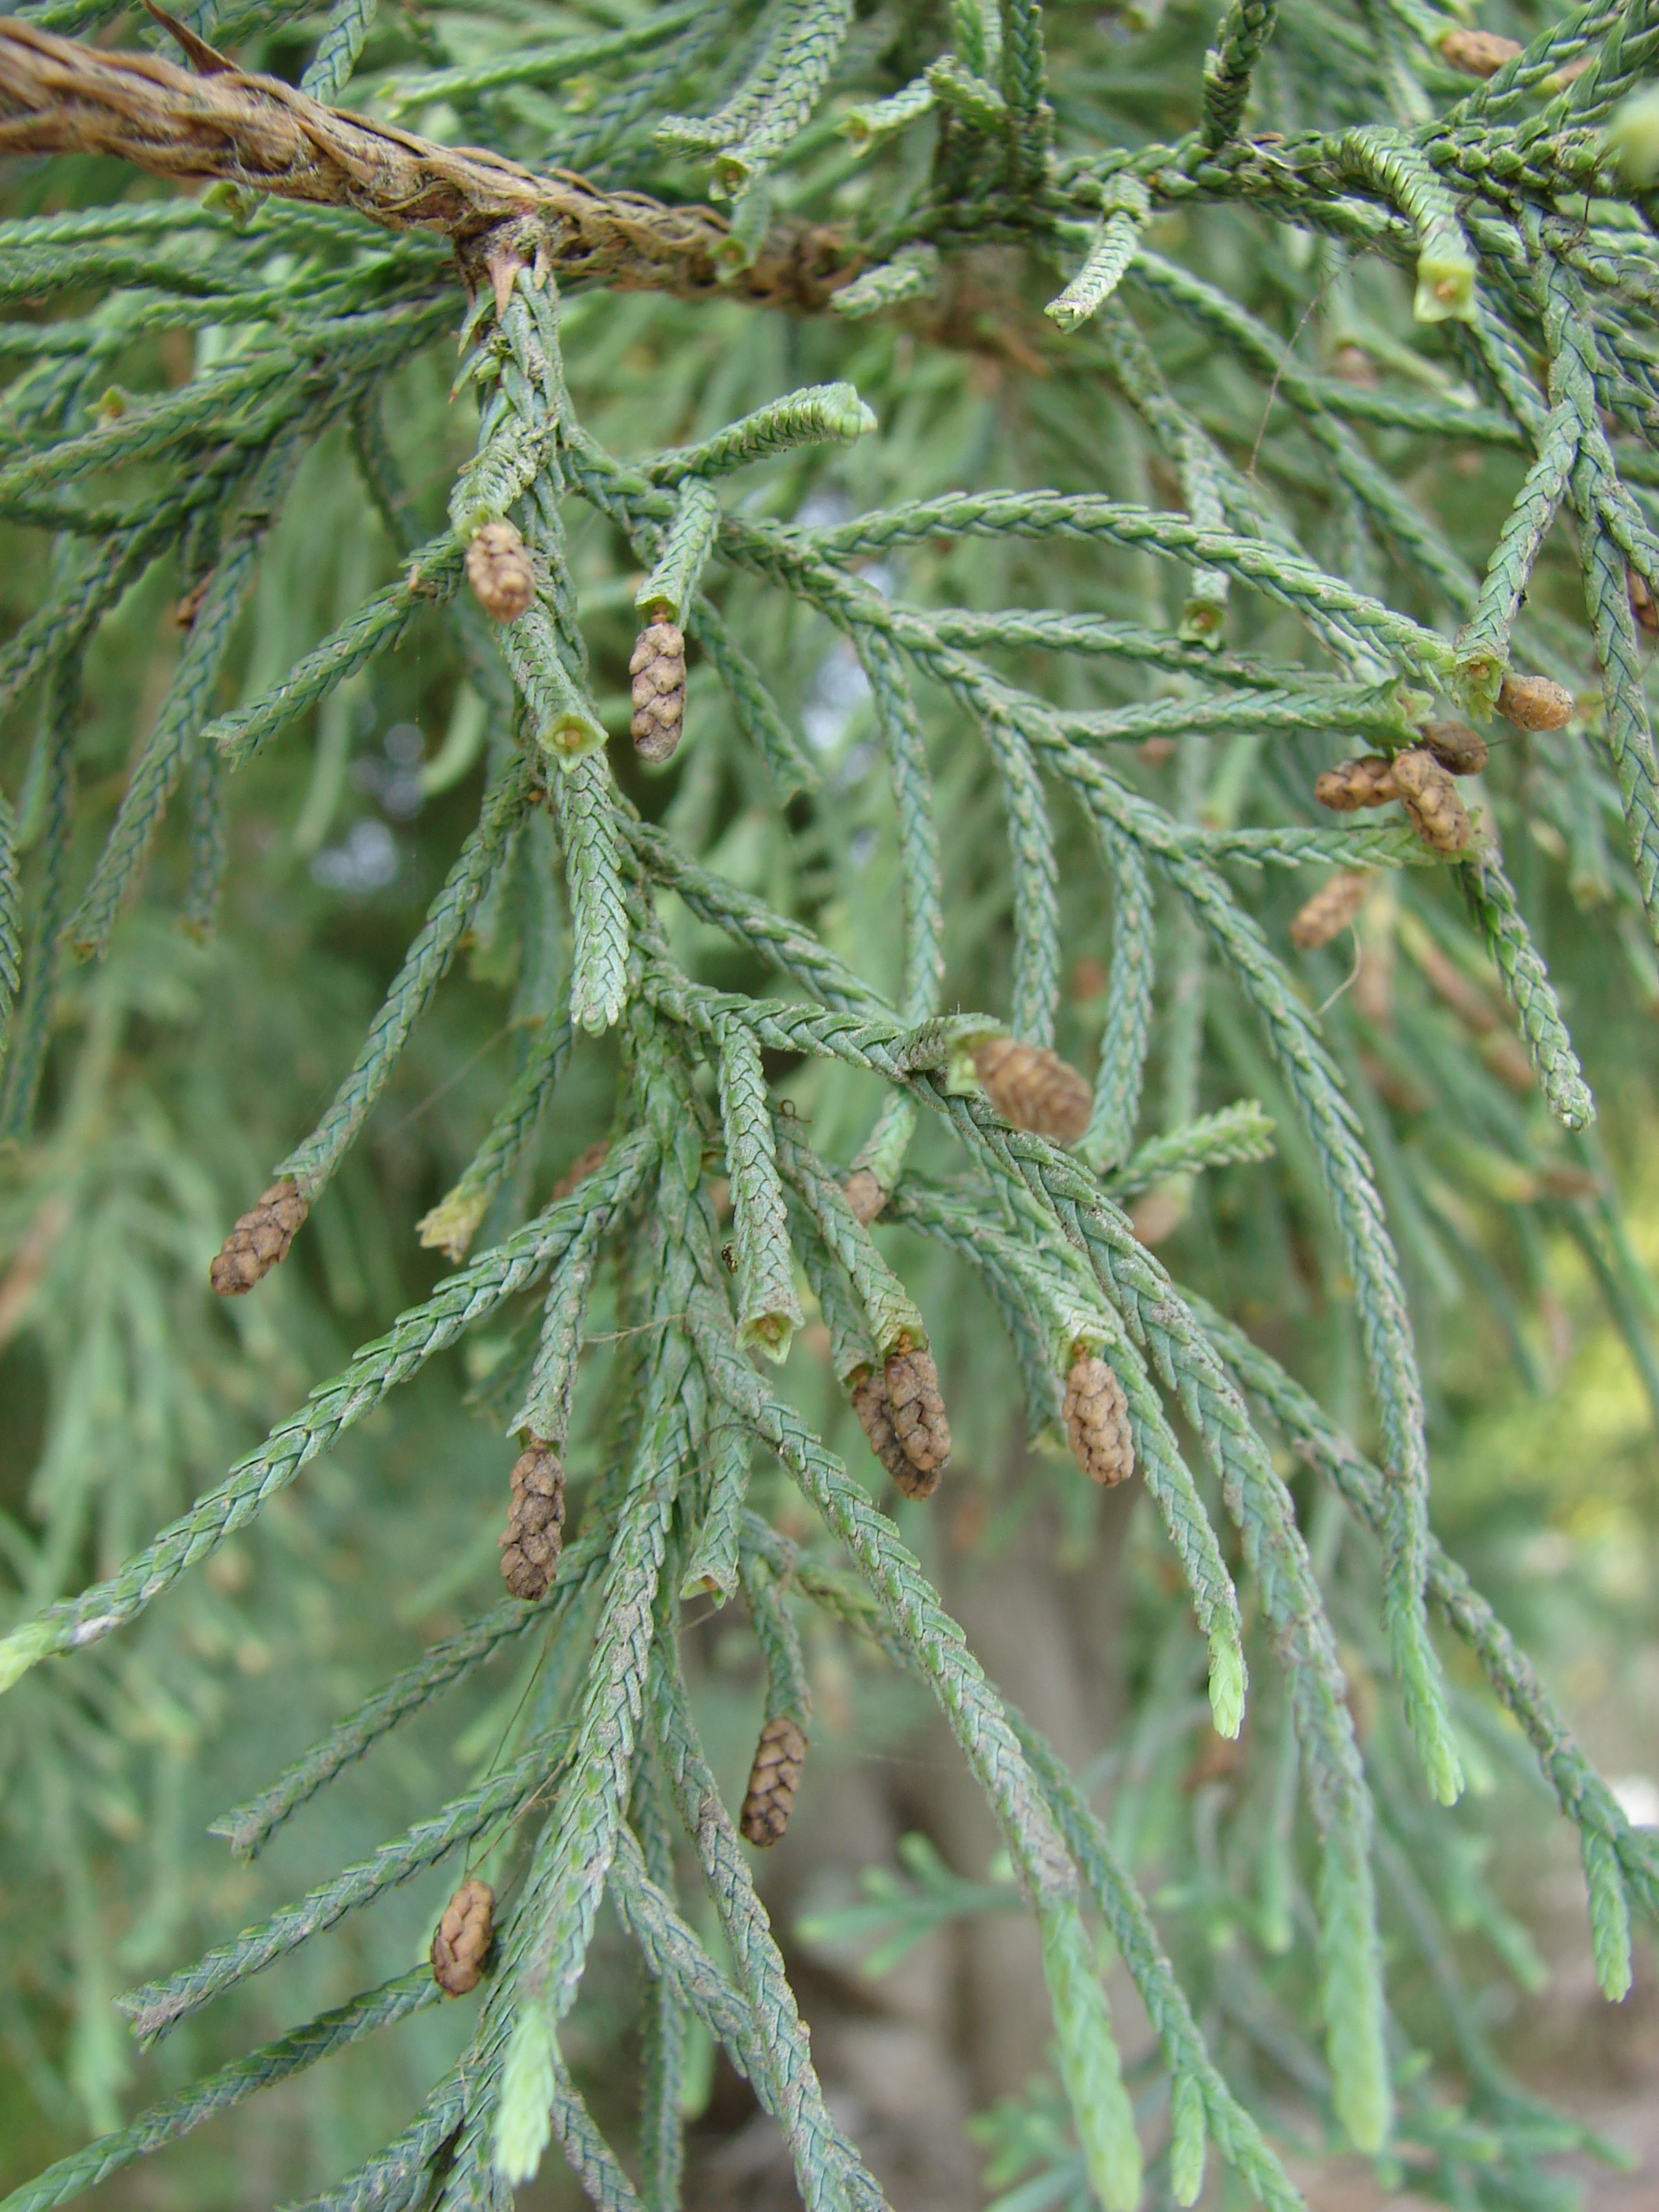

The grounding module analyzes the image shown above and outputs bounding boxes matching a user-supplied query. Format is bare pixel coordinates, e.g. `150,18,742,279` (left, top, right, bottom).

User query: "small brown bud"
172,576,211,631
971,1035,1092,1143
1630,569,1659,636
1437,26,1522,76
739,1714,808,1847
1391,746,1471,854
1314,756,1397,811
431,1877,494,1995
466,520,535,622
1063,1351,1134,1487
1331,343,1379,388
500,1440,565,1602
210,1180,307,1295
1290,870,1371,950
630,620,687,764
884,1339,950,1496
1415,719,1488,775
840,1166,886,1224
1496,672,1573,731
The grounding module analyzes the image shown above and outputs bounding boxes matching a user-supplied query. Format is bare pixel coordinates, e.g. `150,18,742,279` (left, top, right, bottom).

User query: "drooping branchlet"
970,1035,1091,1142
210,1179,308,1295
884,1336,950,1495
1416,720,1488,775
738,1714,808,1846
465,519,534,622
630,618,687,763
499,1438,565,1600
1314,755,1397,811
1291,870,1370,950
1496,672,1573,731
431,1877,494,1995
1391,746,1471,854
1063,1350,1135,1487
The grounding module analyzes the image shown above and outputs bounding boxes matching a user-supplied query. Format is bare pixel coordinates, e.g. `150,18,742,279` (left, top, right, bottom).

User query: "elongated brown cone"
465,519,534,621
1438,26,1522,75
971,1035,1091,1142
1496,672,1573,731
739,1714,808,1846
431,1877,494,1995
851,1364,909,1486
884,1338,950,1496
1416,719,1488,775
210,1179,307,1295
1063,1351,1134,1487
1290,869,1370,950
630,618,687,763
1631,569,1659,637
1392,746,1471,854
1314,755,1397,811
500,1440,565,1600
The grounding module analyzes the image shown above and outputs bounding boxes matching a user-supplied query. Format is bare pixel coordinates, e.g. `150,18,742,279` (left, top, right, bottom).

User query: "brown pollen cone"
1290,869,1370,950
1631,569,1659,636
884,1338,950,1496
1496,672,1573,731
210,1179,307,1295
431,1877,494,1995
1416,719,1488,775
499,1439,565,1601
1314,755,1397,811
465,520,534,622
1391,746,1471,854
851,1365,909,1487
630,618,687,764
970,1035,1092,1142
1063,1351,1134,1487
738,1714,808,1847
1437,26,1522,75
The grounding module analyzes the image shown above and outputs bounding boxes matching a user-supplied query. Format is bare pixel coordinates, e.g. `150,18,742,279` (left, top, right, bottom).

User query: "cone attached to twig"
1630,569,1659,636
840,1166,886,1224
851,1364,908,1485
1496,672,1573,731
1416,720,1488,775
739,1714,808,1846
1291,869,1371,950
431,1877,494,1994
884,1337,950,1495
1063,1350,1134,1487
499,1439,565,1600
630,618,687,763
466,520,534,621
971,1035,1091,1142
210,1179,307,1295
1391,747,1471,854
1437,26,1522,76
1314,755,1397,811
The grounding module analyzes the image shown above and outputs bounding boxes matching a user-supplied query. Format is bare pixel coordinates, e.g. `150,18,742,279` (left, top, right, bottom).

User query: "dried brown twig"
0,18,858,309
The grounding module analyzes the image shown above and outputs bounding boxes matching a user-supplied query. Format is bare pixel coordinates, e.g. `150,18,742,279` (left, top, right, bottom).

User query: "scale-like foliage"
1,0,1657,2207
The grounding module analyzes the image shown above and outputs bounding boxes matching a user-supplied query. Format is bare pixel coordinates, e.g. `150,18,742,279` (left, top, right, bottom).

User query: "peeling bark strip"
0,20,858,309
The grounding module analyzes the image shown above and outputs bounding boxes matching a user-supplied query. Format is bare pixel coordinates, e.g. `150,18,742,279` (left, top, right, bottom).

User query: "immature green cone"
884,1337,950,1494
1291,870,1370,950
1437,26,1522,76
1417,719,1488,775
1392,747,1471,854
738,1714,808,1846
209,1179,308,1295
971,1034,1092,1141
1063,1350,1134,1486
499,1439,565,1600
630,618,687,763
1496,672,1573,731
431,1877,494,1995
1314,755,1397,811
466,520,535,622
